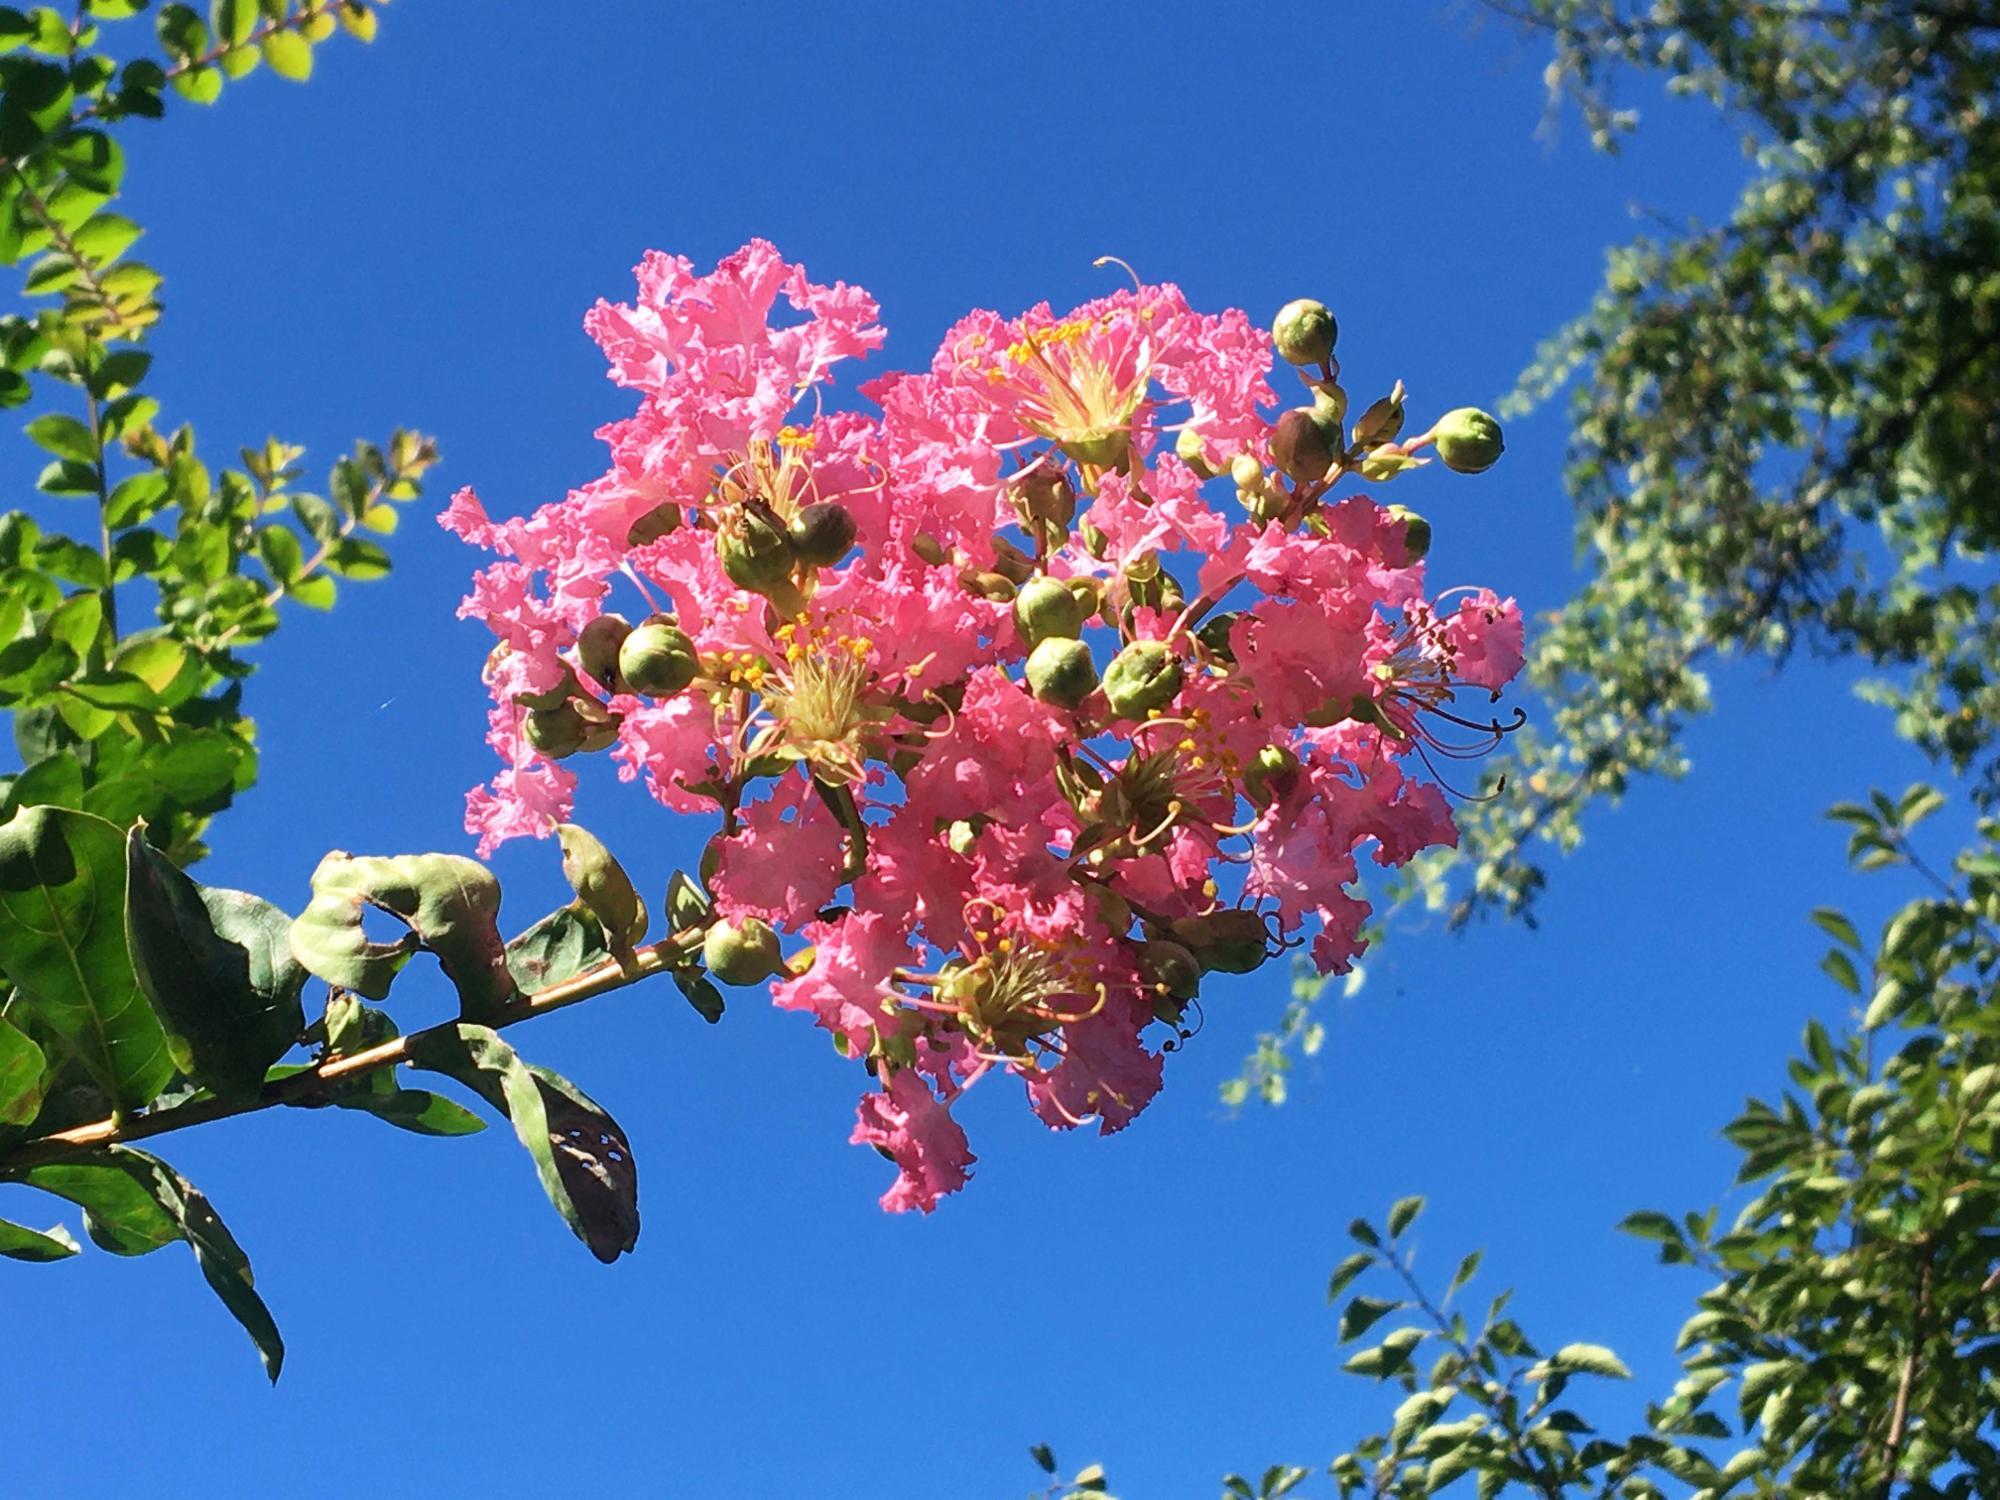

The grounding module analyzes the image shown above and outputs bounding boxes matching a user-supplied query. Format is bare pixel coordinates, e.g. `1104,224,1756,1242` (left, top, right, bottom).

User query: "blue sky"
1,4,1950,1495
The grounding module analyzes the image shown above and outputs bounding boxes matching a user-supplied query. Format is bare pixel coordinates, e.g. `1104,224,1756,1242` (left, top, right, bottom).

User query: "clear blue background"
1,4,1943,1495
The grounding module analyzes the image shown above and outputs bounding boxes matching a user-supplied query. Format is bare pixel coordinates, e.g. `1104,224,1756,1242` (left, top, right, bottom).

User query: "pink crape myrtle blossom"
449,247,1523,1212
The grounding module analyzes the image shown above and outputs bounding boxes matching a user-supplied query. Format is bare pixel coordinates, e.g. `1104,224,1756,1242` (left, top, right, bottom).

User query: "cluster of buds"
449,242,1523,1212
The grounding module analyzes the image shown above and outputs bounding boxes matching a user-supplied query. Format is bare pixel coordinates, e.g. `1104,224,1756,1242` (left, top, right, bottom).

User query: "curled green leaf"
289,851,518,1016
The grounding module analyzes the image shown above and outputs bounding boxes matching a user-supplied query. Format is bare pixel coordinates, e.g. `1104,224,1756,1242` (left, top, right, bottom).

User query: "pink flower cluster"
447,241,1523,1212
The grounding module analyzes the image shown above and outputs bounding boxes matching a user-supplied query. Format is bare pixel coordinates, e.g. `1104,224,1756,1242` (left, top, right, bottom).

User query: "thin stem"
85,386,115,637
0,924,703,1173
1876,1246,1934,1498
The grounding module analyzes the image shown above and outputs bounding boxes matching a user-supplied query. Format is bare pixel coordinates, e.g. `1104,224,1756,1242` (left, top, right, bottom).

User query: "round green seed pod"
718,506,796,591
1102,640,1185,719
618,620,701,698
1386,504,1431,561
1271,406,1342,484
524,702,588,759
576,613,632,693
789,501,858,567
1014,576,1087,645
703,916,784,987
1025,636,1098,709
1433,407,1505,474
1271,298,1338,366
1241,743,1300,807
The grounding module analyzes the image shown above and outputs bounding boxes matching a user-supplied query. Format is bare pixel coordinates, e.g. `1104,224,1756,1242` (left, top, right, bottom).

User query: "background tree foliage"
1201,3,2000,1495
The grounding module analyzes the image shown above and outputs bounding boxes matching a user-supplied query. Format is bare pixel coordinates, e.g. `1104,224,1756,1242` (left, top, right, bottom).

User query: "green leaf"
24,412,96,464
408,1024,638,1262
0,1216,78,1261
0,1010,48,1125
334,1085,487,1137
672,966,724,1023
1546,1343,1631,1380
260,24,310,79
1387,1194,1425,1238
18,1154,173,1255
0,805,172,1109
104,470,168,528
665,868,711,929
504,904,610,994
71,211,142,264
45,1146,282,1378
289,850,518,1015
37,458,98,495
1326,1249,1374,1302
210,0,253,44
1819,949,1861,996
1810,907,1860,949
1339,1294,1403,1342
124,827,304,1099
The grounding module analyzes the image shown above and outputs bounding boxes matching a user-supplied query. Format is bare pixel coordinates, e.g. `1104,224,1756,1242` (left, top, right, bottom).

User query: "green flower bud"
618,620,701,698
576,613,632,693
1244,484,1289,526
789,501,858,567
1014,576,1087,645
1079,519,1109,560
1271,298,1338,366
1241,743,1300,807
1312,383,1349,428
718,505,796,592
625,502,681,546
910,531,949,566
1350,387,1407,450
1174,426,1221,479
1025,636,1098,709
1271,406,1342,484
1137,939,1202,1000
703,916,784,987
1433,407,1504,474
1229,452,1264,490
1169,910,1270,974
1102,640,1185,719
1386,504,1431,561
1195,610,1243,661
523,702,588,759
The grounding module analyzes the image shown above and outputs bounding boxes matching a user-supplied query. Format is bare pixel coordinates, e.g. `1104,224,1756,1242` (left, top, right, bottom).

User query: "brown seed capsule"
1271,406,1341,484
